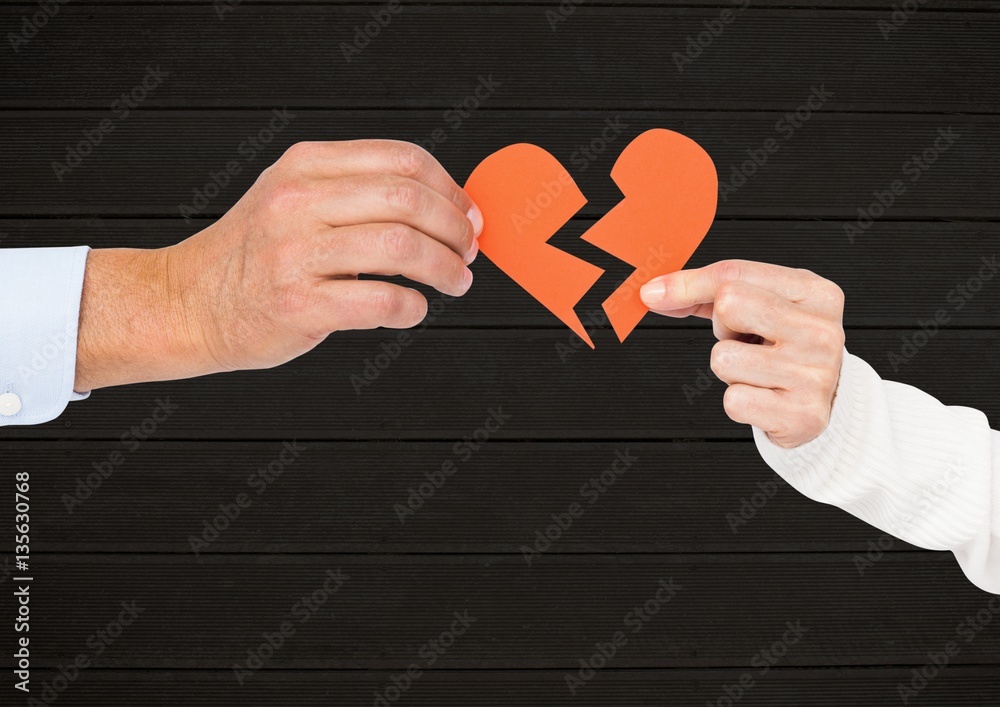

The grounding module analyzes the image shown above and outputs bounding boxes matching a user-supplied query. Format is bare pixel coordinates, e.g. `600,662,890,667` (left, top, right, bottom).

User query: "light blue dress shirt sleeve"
0,247,91,427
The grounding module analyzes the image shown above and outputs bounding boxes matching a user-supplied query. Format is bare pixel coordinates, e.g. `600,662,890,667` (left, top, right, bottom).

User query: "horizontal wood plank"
5,330,997,440
2,218,998,327
12,554,999,669
2,441,923,553
24,668,1000,705
1,8,998,111
1,112,997,219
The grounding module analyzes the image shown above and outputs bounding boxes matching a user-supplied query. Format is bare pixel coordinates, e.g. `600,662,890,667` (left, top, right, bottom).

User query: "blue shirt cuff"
0,246,91,427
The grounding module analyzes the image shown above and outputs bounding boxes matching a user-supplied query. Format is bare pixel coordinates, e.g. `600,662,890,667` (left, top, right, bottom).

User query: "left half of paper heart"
464,144,605,348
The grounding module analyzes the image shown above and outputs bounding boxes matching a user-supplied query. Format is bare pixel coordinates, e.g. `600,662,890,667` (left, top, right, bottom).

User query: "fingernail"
640,280,666,307
464,239,479,265
467,204,484,237
459,266,474,294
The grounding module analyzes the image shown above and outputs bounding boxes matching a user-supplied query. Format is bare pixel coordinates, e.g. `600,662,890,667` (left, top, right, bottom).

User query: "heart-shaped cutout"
464,143,605,347
581,129,718,341
464,129,717,345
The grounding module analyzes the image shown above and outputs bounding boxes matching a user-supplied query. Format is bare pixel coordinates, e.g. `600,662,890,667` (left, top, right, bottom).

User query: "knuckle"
714,282,742,320
276,284,315,319
369,287,404,319
722,385,748,420
710,341,737,377
813,321,846,352
389,142,431,179
265,181,308,216
800,366,836,396
825,281,846,308
281,141,318,168
799,401,830,439
381,224,418,261
457,219,475,254
802,271,845,307
386,180,423,214
715,259,747,284
447,252,467,286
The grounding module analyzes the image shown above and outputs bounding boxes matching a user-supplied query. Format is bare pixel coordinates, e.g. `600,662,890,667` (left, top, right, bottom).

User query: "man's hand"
639,260,846,448
74,140,482,391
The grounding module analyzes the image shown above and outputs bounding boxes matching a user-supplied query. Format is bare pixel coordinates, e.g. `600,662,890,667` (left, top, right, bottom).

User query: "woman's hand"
640,260,846,448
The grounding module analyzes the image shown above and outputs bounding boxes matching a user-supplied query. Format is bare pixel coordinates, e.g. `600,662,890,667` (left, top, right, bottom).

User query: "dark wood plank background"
2,1,998,704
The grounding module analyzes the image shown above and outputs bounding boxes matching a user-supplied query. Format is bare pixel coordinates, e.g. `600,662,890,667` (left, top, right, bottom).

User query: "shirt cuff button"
0,392,23,416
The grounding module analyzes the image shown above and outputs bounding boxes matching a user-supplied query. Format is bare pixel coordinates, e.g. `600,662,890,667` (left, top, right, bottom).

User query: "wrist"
74,245,223,391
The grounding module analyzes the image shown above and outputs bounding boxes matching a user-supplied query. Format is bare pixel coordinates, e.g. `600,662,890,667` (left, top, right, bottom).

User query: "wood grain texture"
1,8,998,111
2,440,925,553
9,330,998,440
2,112,997,218
2,218,998,327
24,668,1000,706
14,554,999,669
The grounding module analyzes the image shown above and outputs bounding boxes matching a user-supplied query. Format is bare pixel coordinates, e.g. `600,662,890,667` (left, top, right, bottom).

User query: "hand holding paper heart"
641,260,847,448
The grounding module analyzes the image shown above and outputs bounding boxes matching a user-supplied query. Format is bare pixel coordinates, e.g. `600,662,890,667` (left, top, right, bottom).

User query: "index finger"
280,140,483,233
639,260,821,315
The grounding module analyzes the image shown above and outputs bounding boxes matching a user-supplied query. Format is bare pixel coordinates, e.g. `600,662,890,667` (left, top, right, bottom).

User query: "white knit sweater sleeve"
752,350,999,594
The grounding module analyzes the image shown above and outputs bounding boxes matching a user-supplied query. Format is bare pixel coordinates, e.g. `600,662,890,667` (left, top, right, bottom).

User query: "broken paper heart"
464,128,718,346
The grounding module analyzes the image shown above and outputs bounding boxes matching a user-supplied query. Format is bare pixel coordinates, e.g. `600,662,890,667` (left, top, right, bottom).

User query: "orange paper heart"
581,129,718,341
464,129,717,346
464,143,604,348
